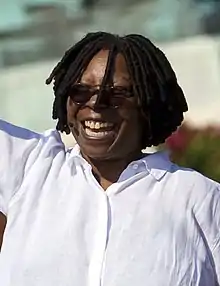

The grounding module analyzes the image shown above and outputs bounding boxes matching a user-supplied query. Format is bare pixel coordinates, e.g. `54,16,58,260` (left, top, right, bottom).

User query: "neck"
81,150,144,190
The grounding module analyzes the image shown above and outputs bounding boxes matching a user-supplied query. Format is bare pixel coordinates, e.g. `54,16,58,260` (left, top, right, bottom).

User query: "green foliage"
162,123,220,182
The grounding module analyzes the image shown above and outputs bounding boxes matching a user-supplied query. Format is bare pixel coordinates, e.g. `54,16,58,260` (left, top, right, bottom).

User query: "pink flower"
166,125,193,152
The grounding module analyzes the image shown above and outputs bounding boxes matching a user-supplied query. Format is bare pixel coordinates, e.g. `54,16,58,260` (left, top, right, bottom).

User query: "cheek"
66,98,79,126
118,101,139,122
126,104,143,136
118,106,142,138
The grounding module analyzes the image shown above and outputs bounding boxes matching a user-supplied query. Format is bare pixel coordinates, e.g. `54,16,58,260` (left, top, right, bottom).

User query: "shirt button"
133,164,139,170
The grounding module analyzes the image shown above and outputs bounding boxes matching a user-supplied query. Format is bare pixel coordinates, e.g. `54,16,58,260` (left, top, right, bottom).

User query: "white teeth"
84,120,113,130
90,121,95,129
95,122,100,129
85,128,110,137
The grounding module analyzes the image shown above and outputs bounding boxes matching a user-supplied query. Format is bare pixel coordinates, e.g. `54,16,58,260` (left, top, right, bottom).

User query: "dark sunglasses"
68,83,134,106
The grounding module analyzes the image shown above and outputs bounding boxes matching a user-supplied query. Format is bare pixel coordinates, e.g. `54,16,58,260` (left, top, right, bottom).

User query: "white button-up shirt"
0,119,220,286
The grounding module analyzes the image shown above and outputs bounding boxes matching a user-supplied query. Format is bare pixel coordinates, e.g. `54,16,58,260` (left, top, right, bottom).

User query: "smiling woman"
0,32,219,286
65,50,143,168
45,32,188,188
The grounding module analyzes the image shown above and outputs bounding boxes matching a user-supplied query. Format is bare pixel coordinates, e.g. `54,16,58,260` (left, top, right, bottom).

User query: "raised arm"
0,120,40,246
0,119,41,215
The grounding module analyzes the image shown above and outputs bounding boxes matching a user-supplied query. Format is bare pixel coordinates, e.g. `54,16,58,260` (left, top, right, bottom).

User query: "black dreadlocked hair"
46,31,188,148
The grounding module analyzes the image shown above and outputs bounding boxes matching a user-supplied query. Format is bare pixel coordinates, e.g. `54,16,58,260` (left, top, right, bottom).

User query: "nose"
86,92,110,110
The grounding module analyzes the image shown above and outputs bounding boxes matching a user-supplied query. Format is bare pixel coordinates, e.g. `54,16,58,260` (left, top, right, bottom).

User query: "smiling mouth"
81,120,117,139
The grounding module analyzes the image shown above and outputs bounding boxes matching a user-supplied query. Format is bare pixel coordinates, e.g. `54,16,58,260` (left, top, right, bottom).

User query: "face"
66,49,143,160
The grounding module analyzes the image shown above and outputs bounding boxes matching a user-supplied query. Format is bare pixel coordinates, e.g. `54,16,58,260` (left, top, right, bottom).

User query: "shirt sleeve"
0,119,40,215
195,180,220,285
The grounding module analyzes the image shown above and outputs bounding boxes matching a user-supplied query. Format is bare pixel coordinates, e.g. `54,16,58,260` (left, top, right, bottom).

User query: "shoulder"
0,119,63,148
0,119,65,179
167,162,219,212
0,119,40,148
170,163,219,189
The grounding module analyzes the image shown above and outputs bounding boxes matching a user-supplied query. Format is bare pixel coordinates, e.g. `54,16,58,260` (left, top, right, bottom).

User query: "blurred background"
0,0,220,181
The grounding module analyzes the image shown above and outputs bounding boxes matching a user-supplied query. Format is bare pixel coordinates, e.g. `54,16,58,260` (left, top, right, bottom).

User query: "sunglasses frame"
68,83,134,106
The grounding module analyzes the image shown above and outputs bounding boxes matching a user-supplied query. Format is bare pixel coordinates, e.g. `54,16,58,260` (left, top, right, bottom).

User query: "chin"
80,144,115,160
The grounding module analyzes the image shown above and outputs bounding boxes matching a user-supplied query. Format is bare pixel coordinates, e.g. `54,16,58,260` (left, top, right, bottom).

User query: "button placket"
88,192,110,286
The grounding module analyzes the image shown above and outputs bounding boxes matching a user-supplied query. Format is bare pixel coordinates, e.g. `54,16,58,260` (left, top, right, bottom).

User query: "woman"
0,32,219,286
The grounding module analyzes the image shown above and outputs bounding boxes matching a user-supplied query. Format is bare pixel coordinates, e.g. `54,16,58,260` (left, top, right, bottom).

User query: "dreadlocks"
46,31,188,147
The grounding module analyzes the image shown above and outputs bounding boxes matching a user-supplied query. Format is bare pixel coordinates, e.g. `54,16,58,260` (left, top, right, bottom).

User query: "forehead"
80,49,130,85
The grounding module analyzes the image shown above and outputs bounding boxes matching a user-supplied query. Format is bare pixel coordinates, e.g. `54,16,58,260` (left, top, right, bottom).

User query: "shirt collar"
67,144,172,181
138,151,172,180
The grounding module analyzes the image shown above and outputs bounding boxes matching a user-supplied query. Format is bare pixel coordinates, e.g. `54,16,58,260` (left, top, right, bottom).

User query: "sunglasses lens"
110,87,133,107
112,87,133,98
69,85,92,104
110,96,124,107
68,84,133,106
